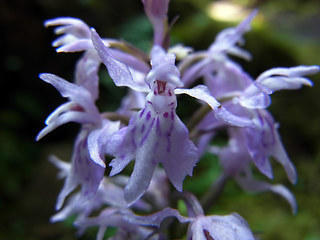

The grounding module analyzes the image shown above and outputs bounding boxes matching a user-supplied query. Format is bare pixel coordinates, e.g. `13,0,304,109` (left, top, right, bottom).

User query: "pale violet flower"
187,213,255,240
180,10,257,87
237,65,320,109
209,122,297,213
37,53,120,209
44,17,93,52
91,28,253,204
124,193,255,240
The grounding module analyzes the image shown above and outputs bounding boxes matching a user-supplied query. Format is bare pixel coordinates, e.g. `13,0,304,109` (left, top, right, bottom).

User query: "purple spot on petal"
170,111,174,120
140,118,155,146
139,108,145,118
146,111,151,121
131,126,137,147
163,112,168,118
147,101,153,105
156,117,161,136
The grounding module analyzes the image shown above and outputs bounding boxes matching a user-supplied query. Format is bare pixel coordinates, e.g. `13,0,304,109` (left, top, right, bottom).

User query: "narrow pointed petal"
162,117,199,191
236,174,297,214
91,28,149,92
75,50,101,101
256,65,319,92
124,153,157,205
175,85,252,127
36,111,98,141
39,73,99,114
45,17,91,38
124,207,190,227
56,39,93,52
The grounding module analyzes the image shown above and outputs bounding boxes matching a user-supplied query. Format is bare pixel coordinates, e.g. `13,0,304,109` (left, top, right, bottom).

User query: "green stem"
200,173,230,213
186,104,212,133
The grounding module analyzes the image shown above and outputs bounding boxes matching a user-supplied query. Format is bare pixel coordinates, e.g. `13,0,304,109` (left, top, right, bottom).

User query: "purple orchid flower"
186,213,255,240
37,53,120,209
125,193,255,240
91,28,253,204
180,10,257,87
209,124,297,213
75,208,157,240
237,65,319,109
44,17,93,52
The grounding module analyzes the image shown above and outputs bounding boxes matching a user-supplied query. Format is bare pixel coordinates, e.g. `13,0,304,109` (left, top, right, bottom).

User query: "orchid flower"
180,10,257,87
37,53,120,209
237,65,320,109
209,122,297,213
91,28,253,204
124,193,255,240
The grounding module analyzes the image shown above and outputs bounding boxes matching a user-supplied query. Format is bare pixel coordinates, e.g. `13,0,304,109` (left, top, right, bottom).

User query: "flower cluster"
38,1,319,239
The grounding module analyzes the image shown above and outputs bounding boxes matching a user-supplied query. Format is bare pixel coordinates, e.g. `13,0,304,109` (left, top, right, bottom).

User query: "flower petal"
39,73,99,114
236,173,297,214
256,65,319,92
87,120,120,167
91,28,149,92
175,85,252,127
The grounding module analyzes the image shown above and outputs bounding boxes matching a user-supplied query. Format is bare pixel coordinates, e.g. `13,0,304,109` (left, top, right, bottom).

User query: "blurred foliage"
1,0,320,239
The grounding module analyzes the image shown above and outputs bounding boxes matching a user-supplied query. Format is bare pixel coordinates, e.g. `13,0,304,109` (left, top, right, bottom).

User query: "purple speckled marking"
140,118,155,146
168,102,174,106
156,117,161,136
163,112,168,118
147,100,153,105
139,108,145,118
146,111,151,121
170,111,174,120
131,126,137,148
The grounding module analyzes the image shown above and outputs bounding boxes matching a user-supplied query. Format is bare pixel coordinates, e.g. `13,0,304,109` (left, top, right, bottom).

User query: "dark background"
1,0,320,239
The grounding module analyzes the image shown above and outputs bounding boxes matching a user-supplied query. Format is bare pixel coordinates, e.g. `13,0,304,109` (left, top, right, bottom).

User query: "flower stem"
200,172,230,213
186,104,212,133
